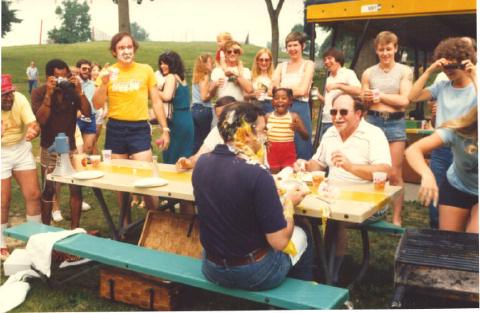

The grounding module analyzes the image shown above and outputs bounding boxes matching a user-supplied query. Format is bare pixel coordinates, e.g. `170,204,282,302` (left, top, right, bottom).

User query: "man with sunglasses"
294,94,391,283
76,59,96,154
211,40,253,101
408,37,477,229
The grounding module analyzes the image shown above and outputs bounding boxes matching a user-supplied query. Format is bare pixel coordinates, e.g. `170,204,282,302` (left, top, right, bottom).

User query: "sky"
2,0,324,47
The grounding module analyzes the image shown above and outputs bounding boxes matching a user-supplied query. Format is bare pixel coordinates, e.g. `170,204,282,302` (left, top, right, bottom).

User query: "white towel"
0,269,40,313
26,228,86,277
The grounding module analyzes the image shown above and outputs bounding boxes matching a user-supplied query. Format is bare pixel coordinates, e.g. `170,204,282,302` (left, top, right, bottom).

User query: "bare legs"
388,141,405,226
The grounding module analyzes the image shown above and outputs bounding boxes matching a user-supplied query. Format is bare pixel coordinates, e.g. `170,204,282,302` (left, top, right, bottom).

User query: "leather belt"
367,110,404,120
206,247,270,267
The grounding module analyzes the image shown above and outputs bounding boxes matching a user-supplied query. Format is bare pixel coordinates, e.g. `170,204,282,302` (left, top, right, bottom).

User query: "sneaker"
81,201,91,211
0,247,10,261
52,210,64,222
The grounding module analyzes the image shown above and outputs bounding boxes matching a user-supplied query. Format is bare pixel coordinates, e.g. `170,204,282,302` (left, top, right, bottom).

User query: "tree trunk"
265,0,285,67
117,0,130,33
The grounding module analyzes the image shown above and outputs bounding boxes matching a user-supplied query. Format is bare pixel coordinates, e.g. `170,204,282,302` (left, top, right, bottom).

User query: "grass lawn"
1,42,463,310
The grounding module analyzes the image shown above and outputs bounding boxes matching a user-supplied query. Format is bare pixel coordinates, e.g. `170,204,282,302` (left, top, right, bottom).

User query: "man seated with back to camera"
192,101,314,291
294,94,391,284
32,59,91,229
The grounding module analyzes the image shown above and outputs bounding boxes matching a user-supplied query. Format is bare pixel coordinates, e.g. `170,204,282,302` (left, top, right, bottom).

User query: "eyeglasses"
258,58,271,63
330,109,349,116
226,49,241,55
80,67,91,72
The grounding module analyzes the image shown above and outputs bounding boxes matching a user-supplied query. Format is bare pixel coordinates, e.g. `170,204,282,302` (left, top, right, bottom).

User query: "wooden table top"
47,159,402,223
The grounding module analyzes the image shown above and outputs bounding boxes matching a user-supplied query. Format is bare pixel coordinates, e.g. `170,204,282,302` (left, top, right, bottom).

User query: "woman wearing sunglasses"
272,32,315,160
247,48,274,113
210,40,253,101
360,31,413,226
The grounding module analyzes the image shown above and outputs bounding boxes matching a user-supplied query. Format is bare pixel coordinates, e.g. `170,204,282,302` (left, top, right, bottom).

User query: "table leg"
348,228,370,289
92,187,120,241
326,220,340,285
308,217,332,285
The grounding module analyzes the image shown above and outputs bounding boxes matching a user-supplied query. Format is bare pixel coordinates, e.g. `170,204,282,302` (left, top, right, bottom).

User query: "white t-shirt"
211,67,251,101
202,126,224,152
323,67,361,123
312,119,391,183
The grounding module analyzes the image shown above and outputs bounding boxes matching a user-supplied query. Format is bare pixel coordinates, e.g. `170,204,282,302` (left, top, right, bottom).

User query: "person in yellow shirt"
1,74,41,260
93,32,170,213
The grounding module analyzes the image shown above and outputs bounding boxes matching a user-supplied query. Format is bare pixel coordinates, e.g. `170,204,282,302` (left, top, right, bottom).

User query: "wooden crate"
99,210,202,310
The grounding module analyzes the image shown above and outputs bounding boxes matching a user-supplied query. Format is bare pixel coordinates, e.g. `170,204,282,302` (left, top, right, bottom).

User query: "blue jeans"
290,100,313,159
202,226,314,290
191,103,213,154
365,115,406,142
428,147,453,229
28,80,38,94
319,122,333,141
261,100,274,114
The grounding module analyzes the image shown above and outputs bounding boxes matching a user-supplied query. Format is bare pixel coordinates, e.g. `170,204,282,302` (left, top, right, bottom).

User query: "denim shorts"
77,113,96,134
105,119,151,155
365,114,406,142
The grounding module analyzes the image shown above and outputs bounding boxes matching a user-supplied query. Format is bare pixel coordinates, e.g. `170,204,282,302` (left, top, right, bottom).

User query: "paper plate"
133,177,168,188
72,170,104,180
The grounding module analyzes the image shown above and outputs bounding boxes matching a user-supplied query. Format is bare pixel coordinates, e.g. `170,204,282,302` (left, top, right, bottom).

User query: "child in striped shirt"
266,87,309,173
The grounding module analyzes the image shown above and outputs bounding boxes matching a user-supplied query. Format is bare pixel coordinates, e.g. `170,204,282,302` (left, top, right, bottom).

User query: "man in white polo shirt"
294,93,391,283
319,48,361,139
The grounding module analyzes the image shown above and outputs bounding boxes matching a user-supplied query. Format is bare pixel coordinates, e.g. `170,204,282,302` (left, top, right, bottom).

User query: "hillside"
2,41,271,95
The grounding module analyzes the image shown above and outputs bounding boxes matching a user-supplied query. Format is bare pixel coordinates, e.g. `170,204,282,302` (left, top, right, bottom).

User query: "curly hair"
433,37,477,64
192,54,213,84
158,51,185,81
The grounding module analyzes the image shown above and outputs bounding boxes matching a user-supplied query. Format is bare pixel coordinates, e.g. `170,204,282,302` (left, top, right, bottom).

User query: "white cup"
102,149,112,164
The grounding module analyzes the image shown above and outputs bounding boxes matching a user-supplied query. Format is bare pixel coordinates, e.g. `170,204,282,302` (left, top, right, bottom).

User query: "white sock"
26,214,42,223
1,223,7,248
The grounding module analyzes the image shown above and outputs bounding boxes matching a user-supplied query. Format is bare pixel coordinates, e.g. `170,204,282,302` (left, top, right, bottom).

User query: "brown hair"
251,48,273,80
433,37,477,64
109,32,139,57
285,31,307,46
374,31,398,48
322,47,345,66
192,54,213,84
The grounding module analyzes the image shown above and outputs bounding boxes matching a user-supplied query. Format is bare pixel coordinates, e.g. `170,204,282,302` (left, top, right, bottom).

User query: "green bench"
363,220,405,235
4,222,349,310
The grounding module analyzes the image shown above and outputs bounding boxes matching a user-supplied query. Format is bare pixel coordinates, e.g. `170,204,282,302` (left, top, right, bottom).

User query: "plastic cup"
311,171,326,190
372,88,380,103
373,172,387,191
102,149,112,164
90,155,101,168
72,153,87,170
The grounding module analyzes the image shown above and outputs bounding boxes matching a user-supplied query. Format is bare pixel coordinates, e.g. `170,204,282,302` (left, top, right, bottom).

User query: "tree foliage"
130,22,149,41
48,0,91,43
2,1,22,38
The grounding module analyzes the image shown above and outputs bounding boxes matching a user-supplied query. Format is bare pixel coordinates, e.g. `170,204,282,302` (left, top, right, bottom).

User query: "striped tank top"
267,112,294,143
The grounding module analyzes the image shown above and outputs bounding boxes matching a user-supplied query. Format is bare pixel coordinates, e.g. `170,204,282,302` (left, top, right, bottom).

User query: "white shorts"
1,140,36,179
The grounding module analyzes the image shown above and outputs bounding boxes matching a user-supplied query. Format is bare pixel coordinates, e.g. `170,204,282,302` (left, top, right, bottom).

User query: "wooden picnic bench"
4,222,350,310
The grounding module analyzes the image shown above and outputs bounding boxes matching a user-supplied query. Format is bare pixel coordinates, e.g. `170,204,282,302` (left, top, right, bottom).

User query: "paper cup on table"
72,153,87,170
373,172,387,191
311,171,326,190
102,149,112,164
90,155,101,168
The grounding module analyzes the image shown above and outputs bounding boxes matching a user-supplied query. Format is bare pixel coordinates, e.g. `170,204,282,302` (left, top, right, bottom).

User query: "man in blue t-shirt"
192,102,313,291
408,37,477,229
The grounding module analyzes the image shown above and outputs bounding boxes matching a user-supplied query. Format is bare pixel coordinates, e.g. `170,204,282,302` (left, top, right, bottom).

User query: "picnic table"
47,159,402,286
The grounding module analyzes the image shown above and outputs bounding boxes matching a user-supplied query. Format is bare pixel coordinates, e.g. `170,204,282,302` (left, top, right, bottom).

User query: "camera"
55,76,75,89
442,63,465,70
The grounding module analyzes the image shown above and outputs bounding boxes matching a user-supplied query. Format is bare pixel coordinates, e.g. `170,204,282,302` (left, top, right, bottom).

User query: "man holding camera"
408,37,477,229
32,58,91,229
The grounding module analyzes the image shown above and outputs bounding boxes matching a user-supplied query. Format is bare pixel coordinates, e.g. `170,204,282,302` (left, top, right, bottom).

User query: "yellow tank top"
267,112,294,143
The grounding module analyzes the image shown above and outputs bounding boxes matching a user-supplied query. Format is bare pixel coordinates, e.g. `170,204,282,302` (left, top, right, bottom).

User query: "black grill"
396,228,478,272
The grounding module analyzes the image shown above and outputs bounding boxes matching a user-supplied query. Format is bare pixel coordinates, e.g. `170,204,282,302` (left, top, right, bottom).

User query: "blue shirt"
191,84,212,107
81,79,96,113
427,80,476,127
437,128,478,195
192,144,286,258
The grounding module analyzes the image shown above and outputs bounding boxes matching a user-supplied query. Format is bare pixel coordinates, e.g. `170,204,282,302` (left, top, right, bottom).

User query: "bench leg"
390,284,407,308
347,228,370,290
92,187,120,240
308,217,332,284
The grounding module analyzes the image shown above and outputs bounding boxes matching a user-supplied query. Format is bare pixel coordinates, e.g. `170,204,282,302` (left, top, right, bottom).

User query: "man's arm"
149,85,171,150
32,77,56,125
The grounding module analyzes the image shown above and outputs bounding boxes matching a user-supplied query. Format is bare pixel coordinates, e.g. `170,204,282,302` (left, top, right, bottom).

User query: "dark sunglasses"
330,109,349,116
80,67,91,71
226,49,241,55
258,58,271,62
